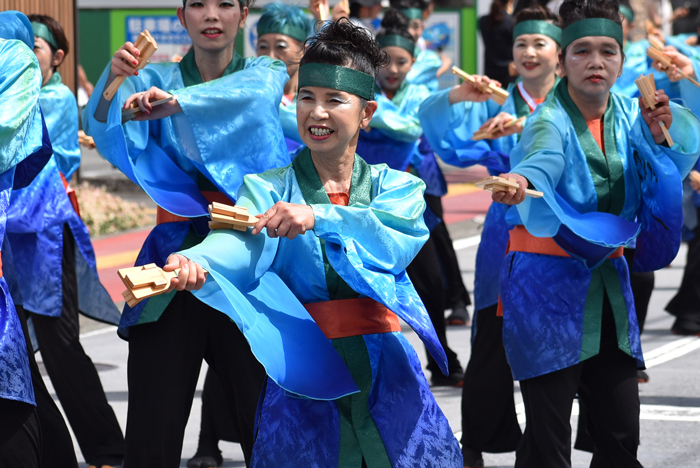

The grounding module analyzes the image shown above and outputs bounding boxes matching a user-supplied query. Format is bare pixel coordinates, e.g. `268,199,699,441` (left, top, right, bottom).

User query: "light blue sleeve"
407,49,441,90
0,40,43,174
368,84,431,142
278,100,302,144
178,168,361,401
312,165,429,275
39,83,81,178
418,87,510,171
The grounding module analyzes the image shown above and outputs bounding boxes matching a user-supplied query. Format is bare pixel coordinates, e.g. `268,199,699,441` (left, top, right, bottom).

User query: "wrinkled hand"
448,75,500,105
111,41,141,78
123,87,181,121
491,173,528,205
652,48,696,83
638,90,673,145
164,254,208,292
252,201,315,239
479,112,523,139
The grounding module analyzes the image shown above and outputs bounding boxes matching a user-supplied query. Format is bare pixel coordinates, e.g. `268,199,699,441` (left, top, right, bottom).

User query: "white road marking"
453,234,481,251
644,336,700,369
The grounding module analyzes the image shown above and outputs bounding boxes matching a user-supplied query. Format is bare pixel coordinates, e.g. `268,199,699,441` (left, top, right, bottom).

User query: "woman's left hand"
124,87,182,121
252,201,315,239
639,90,673,145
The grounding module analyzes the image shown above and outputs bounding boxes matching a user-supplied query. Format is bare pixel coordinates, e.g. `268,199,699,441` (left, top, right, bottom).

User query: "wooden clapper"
635,73,674,146
472,116,526,141
103,30,158,101
646,36,700,87
475,176,543,198
451,66,509,106
208,202,260,231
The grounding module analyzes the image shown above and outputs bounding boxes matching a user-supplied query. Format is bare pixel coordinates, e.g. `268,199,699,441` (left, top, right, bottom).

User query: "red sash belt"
304,298,401,339
497,226,623,316
60,173,81,218
507,225,623,258
156,191,233,225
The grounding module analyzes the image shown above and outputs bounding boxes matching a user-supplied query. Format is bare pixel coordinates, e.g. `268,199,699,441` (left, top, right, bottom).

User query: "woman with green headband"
419,6,561,467
490,0,700,466
164,18,462,467
358,8,466,389
4,13,125,468
256,1,312,153
82,0,292,466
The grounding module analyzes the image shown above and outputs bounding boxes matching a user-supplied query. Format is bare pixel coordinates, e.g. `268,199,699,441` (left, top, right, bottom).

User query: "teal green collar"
555,78,625,215
178,49,245,87
380,79,410,106
512,75,560,119
292,147,372,300
43,71,62,88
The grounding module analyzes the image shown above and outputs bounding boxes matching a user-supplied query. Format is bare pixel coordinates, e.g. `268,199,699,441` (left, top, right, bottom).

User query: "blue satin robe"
0,37,50,406
278,97,303,153
419,83,519,313
357,81,430,172
178,155,461,467
5,73,120,325
503,82,700,380
82,56,290,334
407,48,441,92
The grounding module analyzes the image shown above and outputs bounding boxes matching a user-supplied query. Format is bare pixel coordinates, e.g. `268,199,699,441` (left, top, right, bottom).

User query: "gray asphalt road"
43,224,700,468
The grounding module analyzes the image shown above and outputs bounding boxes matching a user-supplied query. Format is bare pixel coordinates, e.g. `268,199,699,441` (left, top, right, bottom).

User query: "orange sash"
304,297,402,339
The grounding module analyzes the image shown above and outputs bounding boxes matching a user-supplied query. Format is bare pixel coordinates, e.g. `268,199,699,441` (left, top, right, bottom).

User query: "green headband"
298,63,375,100
561,18,623,50
378,34,415,56
402,8,423,20
513,20,562,45
257,22,309,44
31,22,58,49
619,5,635,23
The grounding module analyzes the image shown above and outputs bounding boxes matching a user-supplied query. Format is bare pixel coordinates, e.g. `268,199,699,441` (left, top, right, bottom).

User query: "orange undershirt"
327,192,349,206
586,118,605,153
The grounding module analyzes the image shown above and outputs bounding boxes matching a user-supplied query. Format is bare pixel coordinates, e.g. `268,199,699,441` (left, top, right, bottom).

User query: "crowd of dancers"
1,0,700,467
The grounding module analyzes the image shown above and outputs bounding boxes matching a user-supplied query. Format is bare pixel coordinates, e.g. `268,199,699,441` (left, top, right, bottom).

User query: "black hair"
515,5,561,27
559,0,621,29
27,13,69,66
302,18,389,105
389,0,429,10
376,8,417,44
559,0,623,60
302,18,389,77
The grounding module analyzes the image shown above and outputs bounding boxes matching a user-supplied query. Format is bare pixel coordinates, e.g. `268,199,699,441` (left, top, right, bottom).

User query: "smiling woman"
81,0,292,466
166,18,463,468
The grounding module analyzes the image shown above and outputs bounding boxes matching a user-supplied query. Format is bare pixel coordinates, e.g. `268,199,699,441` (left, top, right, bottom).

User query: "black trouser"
666,208,700,330
461,304,521,456
625,248,654,334
123,291,265,468
193,367,239,457
516,296,642,468
16,300,79,468
29,224,124,466
424,195,471,309
0,398,41,468
406,235,461,376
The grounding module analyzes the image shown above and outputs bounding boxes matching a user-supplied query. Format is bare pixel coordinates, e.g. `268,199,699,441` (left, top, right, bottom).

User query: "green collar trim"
619,5,635,23
31,22,58,49
292,147,372,300
178,48,245,87
257,22,309,44
44,71,62,88
299,63,375,101
555,78,625,215
378,34,415,57
561,18,623,50
381,78,410,106
402,8,423,20
513,20,562,45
